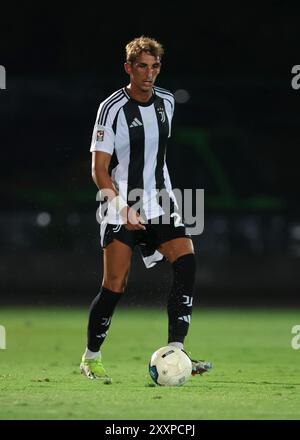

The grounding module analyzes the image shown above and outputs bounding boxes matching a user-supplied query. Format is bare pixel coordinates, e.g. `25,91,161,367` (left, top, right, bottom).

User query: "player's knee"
104,274,128,293
172,253,196,280
173,252,195,268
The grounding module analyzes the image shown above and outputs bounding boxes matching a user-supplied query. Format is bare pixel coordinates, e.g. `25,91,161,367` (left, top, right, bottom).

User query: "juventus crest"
157,106,166,123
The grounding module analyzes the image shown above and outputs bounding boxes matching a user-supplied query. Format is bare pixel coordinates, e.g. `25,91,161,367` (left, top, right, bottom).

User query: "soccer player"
80,36,212,381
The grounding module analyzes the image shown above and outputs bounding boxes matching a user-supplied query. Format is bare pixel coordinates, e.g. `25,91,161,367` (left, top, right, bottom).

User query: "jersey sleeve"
168,95,175,138
90,104,115,155
171,94,175,118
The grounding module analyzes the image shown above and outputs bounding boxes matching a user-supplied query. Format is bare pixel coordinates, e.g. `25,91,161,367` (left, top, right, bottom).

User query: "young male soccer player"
80,36,212,381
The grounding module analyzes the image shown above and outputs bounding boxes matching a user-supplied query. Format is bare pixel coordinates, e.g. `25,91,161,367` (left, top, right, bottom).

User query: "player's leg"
87,239,132,352
81,239,132,380
158,236,194,264
158,237,212,375
158,237,195,347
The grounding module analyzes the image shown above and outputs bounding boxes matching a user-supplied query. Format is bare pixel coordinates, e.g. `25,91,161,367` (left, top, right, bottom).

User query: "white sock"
83,348,101,360
168,342,184,350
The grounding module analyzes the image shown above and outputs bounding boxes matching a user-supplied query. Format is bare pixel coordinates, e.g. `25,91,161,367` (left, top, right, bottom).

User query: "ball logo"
149,346,192,386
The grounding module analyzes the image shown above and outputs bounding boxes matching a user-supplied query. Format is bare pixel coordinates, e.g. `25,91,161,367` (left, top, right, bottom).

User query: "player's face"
125,52,161,92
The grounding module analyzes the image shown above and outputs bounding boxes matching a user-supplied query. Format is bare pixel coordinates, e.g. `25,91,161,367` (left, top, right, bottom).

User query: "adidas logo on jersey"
129,117,143,128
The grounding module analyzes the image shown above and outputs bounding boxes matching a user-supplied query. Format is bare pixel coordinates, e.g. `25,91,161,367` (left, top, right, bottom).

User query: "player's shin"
167,253,196,345
86,287,122,353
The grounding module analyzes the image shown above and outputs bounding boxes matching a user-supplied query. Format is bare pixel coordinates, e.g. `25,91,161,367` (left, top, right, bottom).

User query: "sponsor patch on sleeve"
96,129,104,142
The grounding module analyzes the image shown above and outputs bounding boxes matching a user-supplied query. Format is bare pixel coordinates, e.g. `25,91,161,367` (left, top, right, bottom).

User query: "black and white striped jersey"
90,86,176,222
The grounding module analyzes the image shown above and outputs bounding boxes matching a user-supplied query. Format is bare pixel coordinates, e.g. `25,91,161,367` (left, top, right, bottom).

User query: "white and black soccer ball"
149,346,192,386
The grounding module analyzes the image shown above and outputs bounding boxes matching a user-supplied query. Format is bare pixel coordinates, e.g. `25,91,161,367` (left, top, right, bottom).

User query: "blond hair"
125,36,164,63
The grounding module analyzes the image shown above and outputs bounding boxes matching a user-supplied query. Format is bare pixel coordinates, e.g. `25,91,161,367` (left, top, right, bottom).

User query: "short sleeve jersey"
90,86,176,222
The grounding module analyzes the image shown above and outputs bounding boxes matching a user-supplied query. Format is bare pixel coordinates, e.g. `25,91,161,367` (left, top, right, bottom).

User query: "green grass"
0,307,300,420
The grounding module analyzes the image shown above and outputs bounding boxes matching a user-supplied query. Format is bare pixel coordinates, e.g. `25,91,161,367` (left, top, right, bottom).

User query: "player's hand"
121,206,146,230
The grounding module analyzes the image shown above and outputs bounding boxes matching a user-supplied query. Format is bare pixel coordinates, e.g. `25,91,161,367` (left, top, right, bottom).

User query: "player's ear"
124,62,131,75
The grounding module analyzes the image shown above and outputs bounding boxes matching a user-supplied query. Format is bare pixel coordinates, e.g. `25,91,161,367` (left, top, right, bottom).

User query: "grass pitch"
0,307,300,420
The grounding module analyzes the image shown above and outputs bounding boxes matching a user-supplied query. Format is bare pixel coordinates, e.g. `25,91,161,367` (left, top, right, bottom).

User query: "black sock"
87,287,122,352
167,253,196,344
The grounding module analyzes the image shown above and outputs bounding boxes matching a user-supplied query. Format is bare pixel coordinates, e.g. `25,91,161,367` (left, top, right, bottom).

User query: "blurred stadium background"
1,3,299,308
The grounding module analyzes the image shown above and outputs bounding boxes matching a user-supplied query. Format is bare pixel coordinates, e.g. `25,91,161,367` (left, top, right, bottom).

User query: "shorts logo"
112,225,122,233
96,130,104,141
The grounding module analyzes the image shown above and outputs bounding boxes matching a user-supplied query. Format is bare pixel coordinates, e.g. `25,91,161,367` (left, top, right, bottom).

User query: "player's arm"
92,151,117,200
92,151,145,230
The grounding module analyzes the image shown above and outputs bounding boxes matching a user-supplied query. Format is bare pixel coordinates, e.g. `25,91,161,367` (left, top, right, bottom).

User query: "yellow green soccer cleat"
80,356,112,383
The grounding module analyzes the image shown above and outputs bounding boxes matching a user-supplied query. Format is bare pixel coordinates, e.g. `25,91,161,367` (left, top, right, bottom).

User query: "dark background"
1,2,300,306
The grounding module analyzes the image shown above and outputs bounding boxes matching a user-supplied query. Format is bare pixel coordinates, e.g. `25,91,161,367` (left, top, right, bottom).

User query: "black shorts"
100,215,191,268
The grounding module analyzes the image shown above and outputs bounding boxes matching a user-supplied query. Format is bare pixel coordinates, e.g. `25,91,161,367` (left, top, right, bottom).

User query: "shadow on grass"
208,380,299,386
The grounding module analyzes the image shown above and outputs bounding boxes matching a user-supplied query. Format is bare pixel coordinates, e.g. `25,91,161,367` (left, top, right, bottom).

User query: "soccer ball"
149,346,192,386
